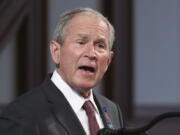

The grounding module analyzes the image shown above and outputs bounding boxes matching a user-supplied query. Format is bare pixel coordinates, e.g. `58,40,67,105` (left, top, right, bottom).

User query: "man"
0,8,123,135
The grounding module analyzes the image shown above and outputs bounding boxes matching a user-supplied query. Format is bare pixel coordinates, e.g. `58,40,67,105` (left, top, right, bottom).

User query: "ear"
50,40,61,65
107,51,114,65
105,51,114,71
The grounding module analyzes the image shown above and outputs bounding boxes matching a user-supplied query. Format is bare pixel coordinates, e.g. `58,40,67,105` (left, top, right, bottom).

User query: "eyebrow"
95,38,106,43
77,34,106,41
77,34,89,40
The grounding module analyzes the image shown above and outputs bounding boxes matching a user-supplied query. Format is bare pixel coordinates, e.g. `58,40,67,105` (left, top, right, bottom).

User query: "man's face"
50,13,113,97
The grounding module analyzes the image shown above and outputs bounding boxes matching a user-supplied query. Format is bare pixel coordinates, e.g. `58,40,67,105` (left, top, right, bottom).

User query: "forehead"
66,13,109,39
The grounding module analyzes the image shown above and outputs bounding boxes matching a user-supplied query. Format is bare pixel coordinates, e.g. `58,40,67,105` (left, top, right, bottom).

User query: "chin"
78,82,96,90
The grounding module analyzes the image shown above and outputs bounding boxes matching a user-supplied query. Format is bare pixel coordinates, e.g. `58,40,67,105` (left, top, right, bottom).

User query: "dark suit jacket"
0,75,123,135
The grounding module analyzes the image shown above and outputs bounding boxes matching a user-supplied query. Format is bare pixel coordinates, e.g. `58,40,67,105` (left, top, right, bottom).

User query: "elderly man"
0,8,123,135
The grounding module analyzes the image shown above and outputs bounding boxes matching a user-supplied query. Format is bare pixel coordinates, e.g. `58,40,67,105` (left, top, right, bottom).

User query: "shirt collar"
51,70,99,114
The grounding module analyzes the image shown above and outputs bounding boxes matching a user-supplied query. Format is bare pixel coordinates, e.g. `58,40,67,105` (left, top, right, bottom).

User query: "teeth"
79,66,95,72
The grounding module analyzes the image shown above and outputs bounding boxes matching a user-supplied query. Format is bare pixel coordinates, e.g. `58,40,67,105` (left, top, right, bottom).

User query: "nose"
85,43,97,60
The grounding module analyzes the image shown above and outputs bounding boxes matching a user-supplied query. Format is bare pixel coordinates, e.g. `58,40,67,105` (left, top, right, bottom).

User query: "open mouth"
79,66,96,73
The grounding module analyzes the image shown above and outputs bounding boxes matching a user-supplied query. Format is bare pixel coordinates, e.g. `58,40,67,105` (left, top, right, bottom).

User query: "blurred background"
0,0,180,134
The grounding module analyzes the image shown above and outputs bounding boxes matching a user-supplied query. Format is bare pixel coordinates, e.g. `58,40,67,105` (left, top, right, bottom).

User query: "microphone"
98,112,180,135
98,127,146,135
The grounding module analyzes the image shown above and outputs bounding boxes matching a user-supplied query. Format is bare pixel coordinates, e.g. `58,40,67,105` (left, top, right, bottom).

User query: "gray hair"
53,8,115,50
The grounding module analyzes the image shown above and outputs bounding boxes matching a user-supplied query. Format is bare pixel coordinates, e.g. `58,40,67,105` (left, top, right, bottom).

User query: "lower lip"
79,69,95,75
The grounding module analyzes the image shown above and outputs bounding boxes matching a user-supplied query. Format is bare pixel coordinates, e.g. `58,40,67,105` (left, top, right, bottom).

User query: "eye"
76,39,86,45
94,40,107,50
78,41,85,45
95,41,107,50
97,43,105,49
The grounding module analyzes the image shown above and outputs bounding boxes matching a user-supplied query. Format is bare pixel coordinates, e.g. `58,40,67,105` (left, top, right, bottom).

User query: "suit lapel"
51,98,86,135
42,77,86,135
93,93,116,129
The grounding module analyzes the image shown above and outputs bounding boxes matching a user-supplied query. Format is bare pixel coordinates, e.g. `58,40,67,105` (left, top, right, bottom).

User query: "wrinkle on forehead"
68,13,109,33
68,14,108,37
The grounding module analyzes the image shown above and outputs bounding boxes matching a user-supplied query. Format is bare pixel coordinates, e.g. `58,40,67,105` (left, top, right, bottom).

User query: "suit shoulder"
1,84,47,118
94,92,117,107
94,92,124,128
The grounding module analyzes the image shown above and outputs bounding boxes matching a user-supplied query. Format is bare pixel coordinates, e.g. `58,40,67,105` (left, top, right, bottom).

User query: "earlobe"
50,40,61,64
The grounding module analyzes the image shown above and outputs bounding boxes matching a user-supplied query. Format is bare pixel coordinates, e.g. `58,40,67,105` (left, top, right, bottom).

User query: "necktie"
83,101,100,135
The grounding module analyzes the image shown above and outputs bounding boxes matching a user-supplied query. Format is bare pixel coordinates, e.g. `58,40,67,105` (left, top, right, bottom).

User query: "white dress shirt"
51,70,104,135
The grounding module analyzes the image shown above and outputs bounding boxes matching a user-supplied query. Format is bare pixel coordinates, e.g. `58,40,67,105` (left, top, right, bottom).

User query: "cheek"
60,50,79,70
60,55,73,69
98,57,110,73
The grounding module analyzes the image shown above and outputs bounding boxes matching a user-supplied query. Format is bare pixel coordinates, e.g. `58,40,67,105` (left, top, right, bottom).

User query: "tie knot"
83,101,95,114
